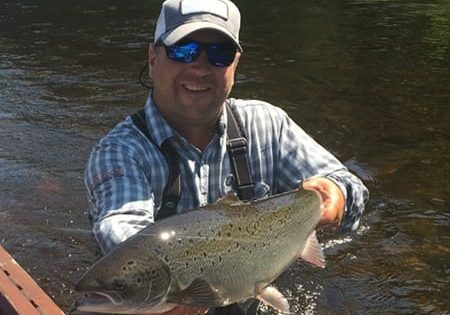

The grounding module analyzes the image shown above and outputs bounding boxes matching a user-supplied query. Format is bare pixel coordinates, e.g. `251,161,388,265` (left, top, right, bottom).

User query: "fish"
74,187,325,314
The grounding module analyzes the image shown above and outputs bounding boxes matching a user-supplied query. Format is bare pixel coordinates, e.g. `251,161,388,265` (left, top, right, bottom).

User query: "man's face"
148,29,241,129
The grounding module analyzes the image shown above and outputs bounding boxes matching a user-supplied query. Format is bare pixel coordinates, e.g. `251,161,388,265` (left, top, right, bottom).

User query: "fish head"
74,250,172,314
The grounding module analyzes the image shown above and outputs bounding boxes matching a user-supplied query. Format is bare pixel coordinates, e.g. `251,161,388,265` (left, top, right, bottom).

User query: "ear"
233,52,241,69
147,43,158,79
148,43,157,68
232,52,241,82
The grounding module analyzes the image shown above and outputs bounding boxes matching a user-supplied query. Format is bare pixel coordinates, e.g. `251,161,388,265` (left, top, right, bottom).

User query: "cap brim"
161,21,243,52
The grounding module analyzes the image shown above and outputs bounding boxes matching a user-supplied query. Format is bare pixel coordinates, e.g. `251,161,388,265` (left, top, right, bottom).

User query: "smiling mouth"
182,83,210,92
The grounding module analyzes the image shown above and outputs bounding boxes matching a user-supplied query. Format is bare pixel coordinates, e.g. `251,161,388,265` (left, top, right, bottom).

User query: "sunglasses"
156,40,238,67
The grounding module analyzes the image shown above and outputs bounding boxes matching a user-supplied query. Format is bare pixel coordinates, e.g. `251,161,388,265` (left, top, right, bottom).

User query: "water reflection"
0,0,449,314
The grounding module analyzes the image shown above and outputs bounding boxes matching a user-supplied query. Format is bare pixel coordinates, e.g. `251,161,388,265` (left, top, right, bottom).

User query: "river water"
0,0,448,314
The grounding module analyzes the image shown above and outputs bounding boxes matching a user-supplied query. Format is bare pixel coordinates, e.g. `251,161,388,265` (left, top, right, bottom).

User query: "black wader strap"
225,102,255,201
130,109,180,220
158,140,181,219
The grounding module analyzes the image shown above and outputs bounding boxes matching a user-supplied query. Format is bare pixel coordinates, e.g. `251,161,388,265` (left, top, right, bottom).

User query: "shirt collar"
144,94,177,147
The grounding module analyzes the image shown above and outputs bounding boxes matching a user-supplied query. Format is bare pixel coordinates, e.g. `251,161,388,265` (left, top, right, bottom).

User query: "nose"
191,49,211,68
184,50,212,78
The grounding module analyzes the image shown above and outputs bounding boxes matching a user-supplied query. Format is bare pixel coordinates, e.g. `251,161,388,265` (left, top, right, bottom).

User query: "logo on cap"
181,0,229,20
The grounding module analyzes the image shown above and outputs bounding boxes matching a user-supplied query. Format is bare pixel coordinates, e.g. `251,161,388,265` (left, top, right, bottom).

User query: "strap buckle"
228,137,248,155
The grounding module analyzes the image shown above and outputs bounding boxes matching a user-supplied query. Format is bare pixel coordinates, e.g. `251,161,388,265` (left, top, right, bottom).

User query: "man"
84,0,369,314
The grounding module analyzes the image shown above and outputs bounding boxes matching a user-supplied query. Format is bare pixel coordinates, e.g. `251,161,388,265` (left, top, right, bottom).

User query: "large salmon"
74,188,325,314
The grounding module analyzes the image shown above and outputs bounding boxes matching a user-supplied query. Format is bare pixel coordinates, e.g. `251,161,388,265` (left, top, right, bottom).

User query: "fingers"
302,177,345,226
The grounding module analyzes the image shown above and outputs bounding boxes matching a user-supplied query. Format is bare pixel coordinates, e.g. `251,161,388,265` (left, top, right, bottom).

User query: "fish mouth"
74,291,124,312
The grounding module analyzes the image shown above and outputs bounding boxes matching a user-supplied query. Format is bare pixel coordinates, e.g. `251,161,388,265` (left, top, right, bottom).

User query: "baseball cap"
154,0,243,52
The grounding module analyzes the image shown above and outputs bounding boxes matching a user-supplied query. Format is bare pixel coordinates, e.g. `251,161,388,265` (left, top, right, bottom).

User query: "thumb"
302,177,344,226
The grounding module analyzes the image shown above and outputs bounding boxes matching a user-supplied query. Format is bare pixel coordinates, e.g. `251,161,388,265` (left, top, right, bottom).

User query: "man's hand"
302,177,345,227
141,305,209,315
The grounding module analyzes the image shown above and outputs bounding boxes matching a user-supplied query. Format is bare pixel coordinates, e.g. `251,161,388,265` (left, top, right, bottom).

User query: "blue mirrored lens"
166,42,200,63
207,44,236,67
164,41,236,67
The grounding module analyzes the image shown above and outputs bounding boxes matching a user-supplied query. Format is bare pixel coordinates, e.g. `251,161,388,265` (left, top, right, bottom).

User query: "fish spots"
112,278,127,291
122,260,137,272
153,245,164,256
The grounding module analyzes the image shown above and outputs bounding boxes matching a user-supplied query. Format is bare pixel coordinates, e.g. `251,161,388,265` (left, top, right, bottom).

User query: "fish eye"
112,278,128,291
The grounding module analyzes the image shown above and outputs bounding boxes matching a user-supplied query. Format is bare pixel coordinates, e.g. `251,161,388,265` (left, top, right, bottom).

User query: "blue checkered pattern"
85,95,369,253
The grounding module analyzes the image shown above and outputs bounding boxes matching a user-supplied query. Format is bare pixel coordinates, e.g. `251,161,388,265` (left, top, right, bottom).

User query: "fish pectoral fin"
256,285,289,313
299,230,326,268
168,278,221,307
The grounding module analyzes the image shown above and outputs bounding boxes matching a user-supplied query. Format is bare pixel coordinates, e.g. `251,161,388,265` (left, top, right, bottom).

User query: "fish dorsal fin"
256,285,289,314
300,230,325,268
168,278,221,307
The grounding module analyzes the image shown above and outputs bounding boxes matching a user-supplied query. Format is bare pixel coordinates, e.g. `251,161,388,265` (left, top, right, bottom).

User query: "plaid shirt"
85,95,369,253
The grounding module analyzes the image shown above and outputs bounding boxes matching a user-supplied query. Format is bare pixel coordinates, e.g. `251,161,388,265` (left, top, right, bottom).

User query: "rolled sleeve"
327,170,369,231
85,137,155,253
